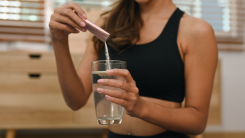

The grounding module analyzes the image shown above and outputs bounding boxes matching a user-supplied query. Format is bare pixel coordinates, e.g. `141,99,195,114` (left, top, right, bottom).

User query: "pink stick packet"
78,14,110,43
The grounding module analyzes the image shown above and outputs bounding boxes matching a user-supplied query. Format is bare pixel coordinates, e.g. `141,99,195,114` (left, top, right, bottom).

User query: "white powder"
104,42,111,70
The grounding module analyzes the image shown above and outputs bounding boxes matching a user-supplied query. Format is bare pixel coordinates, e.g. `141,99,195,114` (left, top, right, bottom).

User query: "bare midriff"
108,96,181,136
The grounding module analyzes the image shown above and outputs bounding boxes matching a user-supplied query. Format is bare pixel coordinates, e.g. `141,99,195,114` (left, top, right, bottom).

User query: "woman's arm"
97,18,218,135
49,3,101,110
137,18,218,134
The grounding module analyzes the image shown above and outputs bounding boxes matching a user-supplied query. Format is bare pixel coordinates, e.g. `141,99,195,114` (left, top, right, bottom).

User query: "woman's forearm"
140,99,207,135
52,39,87,110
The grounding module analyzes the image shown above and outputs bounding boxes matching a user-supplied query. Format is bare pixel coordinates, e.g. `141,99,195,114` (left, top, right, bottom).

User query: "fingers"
82,28,87,32
55,3,86,28
66,3,87,19
53,3,87,30
105,95,133,111
97,87,136,102
49,21,79,33
57,8,86,28
51,13,85,32
107,69,136,85
98,79,138,93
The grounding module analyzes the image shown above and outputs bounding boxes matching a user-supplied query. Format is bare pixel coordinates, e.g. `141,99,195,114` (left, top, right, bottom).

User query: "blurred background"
0,0,244,138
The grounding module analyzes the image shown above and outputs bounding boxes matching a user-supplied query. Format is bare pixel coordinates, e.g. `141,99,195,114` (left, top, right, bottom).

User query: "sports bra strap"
163,8,185,40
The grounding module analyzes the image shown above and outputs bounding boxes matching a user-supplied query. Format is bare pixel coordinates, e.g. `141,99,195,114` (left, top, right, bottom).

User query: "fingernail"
75,30,80,33
97,88,103,93
81,28,86,32
82,13,87,19
80,22,85,27
107,70,113,75
98,79,104,84
105,95,111,99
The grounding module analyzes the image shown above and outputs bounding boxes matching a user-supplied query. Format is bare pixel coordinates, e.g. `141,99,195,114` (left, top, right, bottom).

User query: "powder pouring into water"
104,42,111,70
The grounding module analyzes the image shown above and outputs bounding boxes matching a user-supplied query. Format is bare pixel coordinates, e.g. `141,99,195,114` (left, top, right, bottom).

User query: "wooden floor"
0,129,104,138
12,134,101,138
203,132,245,138
0,130,245,138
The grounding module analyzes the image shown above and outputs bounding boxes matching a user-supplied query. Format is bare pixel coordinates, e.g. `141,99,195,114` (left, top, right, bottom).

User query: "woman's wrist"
136,98,148,119
51,39,71,59
52,37,69,49
51,37,68,45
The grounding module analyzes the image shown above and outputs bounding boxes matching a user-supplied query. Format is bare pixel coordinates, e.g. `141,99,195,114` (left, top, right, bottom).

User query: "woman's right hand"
49,3,87,41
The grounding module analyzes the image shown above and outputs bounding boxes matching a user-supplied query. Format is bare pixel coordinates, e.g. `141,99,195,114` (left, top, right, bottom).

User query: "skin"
49,0,218,136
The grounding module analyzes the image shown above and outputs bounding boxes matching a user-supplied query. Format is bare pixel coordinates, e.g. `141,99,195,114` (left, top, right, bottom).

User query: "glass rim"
92,60,126,64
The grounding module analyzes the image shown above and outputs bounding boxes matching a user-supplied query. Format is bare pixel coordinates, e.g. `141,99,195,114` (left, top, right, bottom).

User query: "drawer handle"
29,74,41,78
29,54,41,59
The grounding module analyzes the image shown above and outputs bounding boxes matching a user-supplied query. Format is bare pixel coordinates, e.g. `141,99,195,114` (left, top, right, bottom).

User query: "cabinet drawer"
0,93,74,127
0,108,74,128
0,52,79,72
0,72,73,127
0,72,61,94
74,93,96,123
0,72,100,128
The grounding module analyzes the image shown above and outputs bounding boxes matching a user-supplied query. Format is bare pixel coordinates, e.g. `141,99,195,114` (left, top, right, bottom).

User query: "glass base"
97,119,122,125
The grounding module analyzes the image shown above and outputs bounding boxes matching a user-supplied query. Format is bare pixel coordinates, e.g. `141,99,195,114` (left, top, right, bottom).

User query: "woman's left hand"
97,69,145,117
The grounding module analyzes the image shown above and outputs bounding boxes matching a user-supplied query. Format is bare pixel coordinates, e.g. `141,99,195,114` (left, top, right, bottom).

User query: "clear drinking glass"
91,60,126,125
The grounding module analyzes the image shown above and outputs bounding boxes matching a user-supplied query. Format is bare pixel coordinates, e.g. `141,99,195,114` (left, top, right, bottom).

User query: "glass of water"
91,60,126,125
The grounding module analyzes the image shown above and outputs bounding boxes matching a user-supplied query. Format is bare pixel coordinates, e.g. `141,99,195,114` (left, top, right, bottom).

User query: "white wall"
206,1,245,131
206,45,245,132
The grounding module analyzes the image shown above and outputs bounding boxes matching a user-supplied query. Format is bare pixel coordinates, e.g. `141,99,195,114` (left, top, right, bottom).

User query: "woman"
49,0,218,137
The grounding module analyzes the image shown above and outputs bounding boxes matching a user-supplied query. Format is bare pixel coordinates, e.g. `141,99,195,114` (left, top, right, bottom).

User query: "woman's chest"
137,19,168,45
99,43,184,87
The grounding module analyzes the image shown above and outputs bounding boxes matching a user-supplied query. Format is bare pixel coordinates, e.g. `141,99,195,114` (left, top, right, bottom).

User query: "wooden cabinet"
0,73,61,94
0,52,78,72
0,5,107,138
0,52,105,134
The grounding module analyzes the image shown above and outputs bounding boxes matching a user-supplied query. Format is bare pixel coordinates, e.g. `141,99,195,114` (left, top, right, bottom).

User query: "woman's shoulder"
178,13,217,53
180,13,214,38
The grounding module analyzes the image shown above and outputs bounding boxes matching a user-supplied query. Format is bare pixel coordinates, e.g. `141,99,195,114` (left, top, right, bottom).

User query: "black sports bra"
99,8,185,103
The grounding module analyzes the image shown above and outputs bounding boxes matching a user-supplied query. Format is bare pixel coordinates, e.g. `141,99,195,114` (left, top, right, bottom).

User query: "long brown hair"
92,0,143,54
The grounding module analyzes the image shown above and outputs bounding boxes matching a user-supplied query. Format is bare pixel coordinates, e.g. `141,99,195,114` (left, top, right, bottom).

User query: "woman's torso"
98,8,186,136
109,97,181,136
